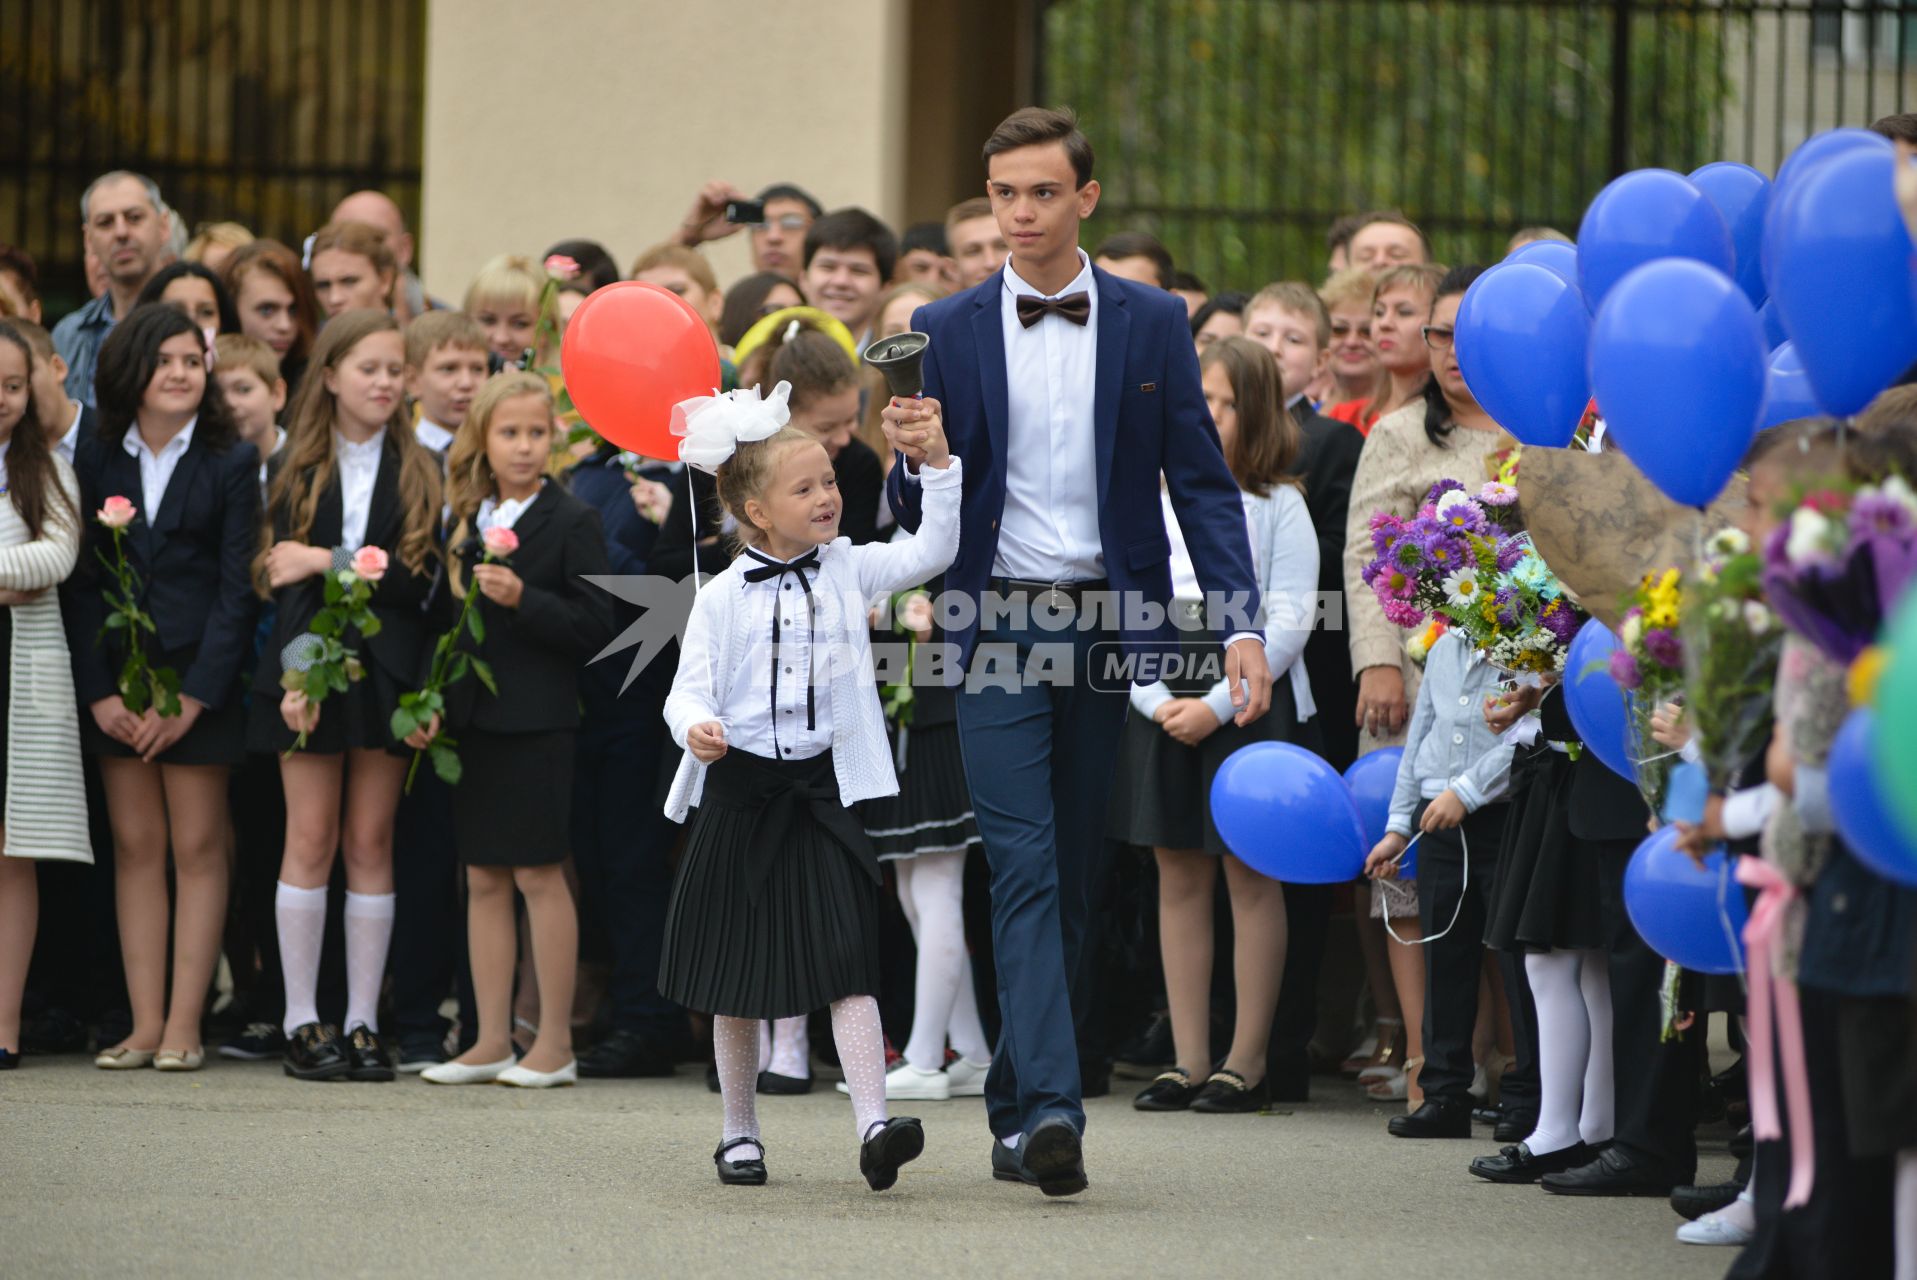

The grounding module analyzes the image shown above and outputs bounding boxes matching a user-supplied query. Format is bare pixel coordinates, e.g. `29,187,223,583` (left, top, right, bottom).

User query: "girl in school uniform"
416,372,614,1088
72,305,261,1071
250,308,443,1083
658,380,961,1189
0,320,88,1068
1109,336,1322,1114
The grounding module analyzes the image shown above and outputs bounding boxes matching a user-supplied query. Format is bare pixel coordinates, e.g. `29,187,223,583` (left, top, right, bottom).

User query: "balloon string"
1382,826,1469,947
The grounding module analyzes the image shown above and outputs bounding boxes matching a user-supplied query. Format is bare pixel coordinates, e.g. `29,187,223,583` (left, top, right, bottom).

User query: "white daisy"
1442,569,1480,608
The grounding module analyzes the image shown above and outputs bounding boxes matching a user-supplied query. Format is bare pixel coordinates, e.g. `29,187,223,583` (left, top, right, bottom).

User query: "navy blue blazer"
885,263,1261,668
65,427,261,709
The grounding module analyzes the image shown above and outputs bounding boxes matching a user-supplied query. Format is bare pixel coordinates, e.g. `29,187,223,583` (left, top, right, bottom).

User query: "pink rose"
482,526,520,559
899,592,934,636
544,254,580,281
97,495,137,528
350,546,389,583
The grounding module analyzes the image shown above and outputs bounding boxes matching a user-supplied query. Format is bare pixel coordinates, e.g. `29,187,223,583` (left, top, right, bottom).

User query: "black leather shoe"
757,1070,812,1095
714,1138,767,1186
859,1116,925,1191
1388,1097,1474,1138
1670,1181,1745,1221
344,1026,394,1082
1541,1145,1686,1197
1472,1105,1501,1127
1494,1111,1537,1144
282,1022,353,1081
0,1047,20,1069
1021,1116,1088,1197
1132,1068,1202,1112
1190,1069,1268,1114
580,1029,676,1079
991,1138,1030,1184
1469,1141,1592,1184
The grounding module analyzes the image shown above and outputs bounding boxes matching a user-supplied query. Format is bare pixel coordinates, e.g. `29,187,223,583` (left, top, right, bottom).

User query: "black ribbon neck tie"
1016,291,1091,329
741,547,820,745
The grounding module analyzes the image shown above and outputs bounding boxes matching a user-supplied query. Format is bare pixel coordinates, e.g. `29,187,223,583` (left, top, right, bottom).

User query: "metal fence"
0,0,426,319
1037,0,1917,287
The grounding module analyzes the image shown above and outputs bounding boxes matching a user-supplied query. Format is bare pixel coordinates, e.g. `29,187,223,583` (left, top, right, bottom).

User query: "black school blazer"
65,428,262,709
443,482,614,735
251,433,440,700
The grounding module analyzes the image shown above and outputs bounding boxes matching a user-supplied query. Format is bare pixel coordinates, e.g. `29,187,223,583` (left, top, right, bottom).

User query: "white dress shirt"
336,428,385,552
123,417,197,518
716,549,834,762
995,249,1104,582
415,417,455,458
55,403,83,464
477,481,543,534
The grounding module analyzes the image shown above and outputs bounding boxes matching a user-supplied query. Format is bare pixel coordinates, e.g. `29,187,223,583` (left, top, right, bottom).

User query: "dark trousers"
1413,799,1509,1101
571,720,682,1039
390,767,462,1043
1596,834,1698,1176
1496,949,1542,1121
956,617,1130,1139
1266,881,1332,1093
226,751,287,1023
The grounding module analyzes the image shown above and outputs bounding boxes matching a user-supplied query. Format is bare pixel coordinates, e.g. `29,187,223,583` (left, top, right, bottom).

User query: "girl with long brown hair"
221,239,321,392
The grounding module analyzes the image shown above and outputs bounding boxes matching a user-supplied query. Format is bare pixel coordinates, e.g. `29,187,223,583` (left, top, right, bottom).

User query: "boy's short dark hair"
802,208,898,282
901,221,949,257
757,183,824,219
1871,113,1917,145
1170,269,1208,295
982,106,1095,188
1093,231,1175,288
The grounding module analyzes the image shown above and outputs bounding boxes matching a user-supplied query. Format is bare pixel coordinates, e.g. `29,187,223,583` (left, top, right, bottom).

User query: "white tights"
716,996,891,1162
895,849,991,1072
1896,1148,1916,1280
1523,948,1615,1155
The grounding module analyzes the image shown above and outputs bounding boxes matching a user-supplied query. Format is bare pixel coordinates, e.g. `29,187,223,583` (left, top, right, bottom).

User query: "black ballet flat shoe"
1021,1115,1088,1198
1469,1141,1592,1184
282,1022,353,1081
859,1116,925,1191
344,1026,395,1082
757,1070,812,1095
714,1138,768,1186
1387,1096,1474,1139
1493,1110,1537,1144
1540,1145,1685,1197
1191,1068,1269,1114
1132,1068,1202,1112
0,1047,20,1070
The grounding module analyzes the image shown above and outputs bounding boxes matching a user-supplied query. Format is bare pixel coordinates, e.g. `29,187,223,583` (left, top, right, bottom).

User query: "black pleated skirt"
859,719,979,860
452,727,574,867
84,644,247,766
247,650,407,757
659,748,882,1019
1484,741,1605,952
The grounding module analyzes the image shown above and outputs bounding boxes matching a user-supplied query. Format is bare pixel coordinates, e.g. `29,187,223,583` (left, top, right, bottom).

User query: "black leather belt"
988,577,1110,611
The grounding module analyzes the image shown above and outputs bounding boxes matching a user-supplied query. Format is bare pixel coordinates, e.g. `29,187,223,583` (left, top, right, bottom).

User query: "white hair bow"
670,381,792,474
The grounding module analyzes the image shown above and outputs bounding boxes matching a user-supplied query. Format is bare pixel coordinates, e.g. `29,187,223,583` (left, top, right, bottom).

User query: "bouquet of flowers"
1681,526,1783,792
92,496,182,717
280,546,388,755
391,525,518,790
1605,567,1688,814
1762,475,1917,666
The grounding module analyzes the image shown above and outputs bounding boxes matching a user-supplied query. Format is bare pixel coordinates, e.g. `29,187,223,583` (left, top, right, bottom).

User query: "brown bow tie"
1016,291,1091,329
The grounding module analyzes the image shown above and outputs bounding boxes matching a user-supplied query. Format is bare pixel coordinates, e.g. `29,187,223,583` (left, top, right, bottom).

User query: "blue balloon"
1762,127,1891,296
1589,259,1767,507
1343,747,1404,847
1768,144,1917,417
1577,169,1735,313
1506,239,1580,289
1624,827,1749,975
1212,742,1368,883
1829,709,1917,888
1455,263,1592,447
1761,343,1821,430
1689,161,1771,306
1564,619,1634,783
1758,298,1789,351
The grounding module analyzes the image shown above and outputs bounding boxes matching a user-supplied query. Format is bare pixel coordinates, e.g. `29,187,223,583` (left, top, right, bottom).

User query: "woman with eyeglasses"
1338,264,1516,1115
1319,267,1385,433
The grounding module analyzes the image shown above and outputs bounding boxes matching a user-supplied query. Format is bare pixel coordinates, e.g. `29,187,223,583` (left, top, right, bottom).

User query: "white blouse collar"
335,426,387,462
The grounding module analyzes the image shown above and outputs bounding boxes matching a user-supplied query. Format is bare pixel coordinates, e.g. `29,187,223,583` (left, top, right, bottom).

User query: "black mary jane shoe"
1469,1140,1591,1184
714,1138,768,1186
860,1117,925,1191
344,1026,395,1082
283,1022,354,1081
1191,1068,1269,1114
757,1069,813,1095
1132,1067,1202,1112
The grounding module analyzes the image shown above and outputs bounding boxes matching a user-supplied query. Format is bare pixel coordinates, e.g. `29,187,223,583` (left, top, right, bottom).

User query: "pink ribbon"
1737,855,1815,1209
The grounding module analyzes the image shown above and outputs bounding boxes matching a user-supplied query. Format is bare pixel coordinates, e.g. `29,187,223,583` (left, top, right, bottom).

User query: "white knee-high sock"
1574,947,1615,1146
902,849,975,1071
757,1019,772,1072
769,1014,809,1078
713,1015,762,1161
1524,949,1590,1155
275,882,328,1034
830,995,890,1141
1895,1148,1916,1280
342,891,395,1034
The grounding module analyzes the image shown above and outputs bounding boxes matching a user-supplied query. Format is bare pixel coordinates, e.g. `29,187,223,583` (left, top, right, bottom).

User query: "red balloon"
560,282,721,458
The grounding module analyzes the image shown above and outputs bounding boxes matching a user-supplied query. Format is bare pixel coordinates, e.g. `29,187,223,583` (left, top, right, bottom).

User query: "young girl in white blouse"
1110,336,1322,1115
659,380,961,1190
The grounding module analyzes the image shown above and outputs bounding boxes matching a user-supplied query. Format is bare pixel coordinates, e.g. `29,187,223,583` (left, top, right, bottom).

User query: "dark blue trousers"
955,616,1129,1140
391,767,463,1043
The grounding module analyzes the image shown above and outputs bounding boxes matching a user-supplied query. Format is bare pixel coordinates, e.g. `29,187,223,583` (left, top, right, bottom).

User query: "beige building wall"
420,0,911,298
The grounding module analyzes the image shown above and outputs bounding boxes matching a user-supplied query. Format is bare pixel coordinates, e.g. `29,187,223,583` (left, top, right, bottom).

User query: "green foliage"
95,523,183,719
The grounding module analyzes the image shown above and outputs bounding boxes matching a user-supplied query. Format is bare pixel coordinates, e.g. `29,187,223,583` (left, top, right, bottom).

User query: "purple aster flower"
1540,599,1582,644
1494,586,1524,629
1496,534,1529,573
1423,477,1467,507
1435,495,1488,535
1608,648,1642,689
1643,627,1683,668
1852,490,1915,541
1414,522,1469,572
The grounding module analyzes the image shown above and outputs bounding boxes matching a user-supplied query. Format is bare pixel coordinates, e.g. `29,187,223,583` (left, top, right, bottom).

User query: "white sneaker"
1676,1209,1755,1247
945,1056,990,1097
421,1054,516,1085
836,1060,952,1100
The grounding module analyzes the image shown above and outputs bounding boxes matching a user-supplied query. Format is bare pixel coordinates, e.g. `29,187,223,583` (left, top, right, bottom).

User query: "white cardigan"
0,458,90,863
663,457,963,822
